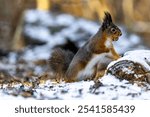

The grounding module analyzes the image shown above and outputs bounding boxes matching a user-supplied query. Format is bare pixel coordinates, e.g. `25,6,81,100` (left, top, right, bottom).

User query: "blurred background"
0,0,149,52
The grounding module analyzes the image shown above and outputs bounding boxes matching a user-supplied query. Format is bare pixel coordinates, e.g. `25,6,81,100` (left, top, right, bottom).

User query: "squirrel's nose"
119,32,122,36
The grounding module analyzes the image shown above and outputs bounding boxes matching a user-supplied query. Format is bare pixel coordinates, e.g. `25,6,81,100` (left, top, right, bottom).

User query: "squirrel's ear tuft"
102,12,112,31
103,12,112,23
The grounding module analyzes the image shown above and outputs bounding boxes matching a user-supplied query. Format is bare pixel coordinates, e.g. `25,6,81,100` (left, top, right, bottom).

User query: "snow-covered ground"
1,73,150,100
0,10,149,100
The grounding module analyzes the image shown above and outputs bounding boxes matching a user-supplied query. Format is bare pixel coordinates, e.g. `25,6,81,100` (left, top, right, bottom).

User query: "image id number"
77,105,135,113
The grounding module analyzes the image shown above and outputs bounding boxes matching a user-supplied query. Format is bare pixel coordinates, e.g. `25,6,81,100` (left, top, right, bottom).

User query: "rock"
106,50,150,84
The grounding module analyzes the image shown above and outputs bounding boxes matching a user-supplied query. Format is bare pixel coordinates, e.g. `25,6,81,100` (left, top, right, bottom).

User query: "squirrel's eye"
111,28,116,32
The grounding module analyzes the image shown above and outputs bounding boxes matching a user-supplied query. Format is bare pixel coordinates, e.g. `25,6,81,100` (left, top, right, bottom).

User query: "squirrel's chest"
77,52,111,80
105,38,112,48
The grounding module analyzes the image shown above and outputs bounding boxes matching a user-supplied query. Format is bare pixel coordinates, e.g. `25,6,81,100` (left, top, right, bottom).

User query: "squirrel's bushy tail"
48,48,74,81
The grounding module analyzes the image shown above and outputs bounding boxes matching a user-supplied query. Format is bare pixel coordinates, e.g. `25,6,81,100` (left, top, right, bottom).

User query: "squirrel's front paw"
114,55,121,60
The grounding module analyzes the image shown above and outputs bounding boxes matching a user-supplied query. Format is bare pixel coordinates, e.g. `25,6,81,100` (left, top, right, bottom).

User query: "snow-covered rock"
107,50,150,84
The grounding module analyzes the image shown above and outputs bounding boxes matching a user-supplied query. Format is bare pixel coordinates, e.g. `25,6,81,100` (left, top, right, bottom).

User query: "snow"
108,50,150,71
38,75,149,100
0,91,25,100
1,73,150,100
24,25,52,42
24,10,55,26
0,9,149,100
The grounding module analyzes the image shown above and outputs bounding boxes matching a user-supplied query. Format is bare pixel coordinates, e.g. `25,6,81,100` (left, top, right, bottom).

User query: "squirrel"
48,12,122,82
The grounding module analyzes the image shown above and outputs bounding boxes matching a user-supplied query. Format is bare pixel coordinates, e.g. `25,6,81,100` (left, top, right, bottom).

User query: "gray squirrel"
48,12,122,82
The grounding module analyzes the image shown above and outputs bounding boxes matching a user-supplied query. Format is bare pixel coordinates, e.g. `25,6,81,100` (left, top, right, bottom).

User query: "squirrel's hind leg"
93,63,108,81
94,70,105,81
84,65,105,81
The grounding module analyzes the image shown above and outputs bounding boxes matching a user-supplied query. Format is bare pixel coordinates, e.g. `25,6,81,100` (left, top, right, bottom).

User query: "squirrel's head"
102,12,122,41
